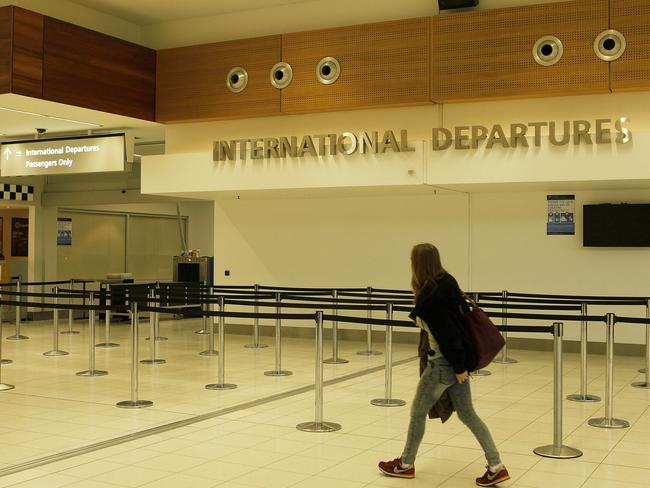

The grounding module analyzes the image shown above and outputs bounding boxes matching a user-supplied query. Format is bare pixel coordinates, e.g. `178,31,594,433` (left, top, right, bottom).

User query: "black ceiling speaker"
439,0,479,10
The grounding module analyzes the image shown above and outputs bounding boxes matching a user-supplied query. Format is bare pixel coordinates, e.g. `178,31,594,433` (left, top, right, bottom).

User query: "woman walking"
378,243,509,487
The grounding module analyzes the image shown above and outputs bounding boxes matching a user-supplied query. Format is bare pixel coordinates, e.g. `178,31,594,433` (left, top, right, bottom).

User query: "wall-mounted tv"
583,204,650,247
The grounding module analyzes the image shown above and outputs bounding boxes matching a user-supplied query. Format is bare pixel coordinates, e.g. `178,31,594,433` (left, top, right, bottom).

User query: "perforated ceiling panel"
611,0,650,92
281,18,430,114
431,0,609,103
156,36,281,122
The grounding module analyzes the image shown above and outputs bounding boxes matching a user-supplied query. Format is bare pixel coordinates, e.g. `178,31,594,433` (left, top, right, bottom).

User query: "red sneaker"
476,465,510,486
378,457,415,479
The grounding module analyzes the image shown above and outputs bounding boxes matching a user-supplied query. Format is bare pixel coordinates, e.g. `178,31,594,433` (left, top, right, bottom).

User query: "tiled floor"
0,313,649,487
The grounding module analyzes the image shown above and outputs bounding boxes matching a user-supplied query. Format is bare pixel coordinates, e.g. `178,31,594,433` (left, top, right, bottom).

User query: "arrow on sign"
3,148,11,159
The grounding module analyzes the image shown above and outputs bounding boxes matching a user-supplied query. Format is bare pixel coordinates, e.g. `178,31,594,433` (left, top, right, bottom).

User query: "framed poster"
547,195,575,235
11,217,28,256
57,217,72,245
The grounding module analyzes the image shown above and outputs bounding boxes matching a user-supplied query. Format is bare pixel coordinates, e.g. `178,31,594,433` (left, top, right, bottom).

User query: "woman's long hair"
411,243,446,298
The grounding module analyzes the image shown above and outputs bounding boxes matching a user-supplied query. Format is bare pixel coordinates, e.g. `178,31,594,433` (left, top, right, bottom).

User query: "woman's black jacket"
409,273,477,374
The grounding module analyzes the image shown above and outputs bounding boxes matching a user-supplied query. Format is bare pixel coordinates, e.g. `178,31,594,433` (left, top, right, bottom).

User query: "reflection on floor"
0,316,648,487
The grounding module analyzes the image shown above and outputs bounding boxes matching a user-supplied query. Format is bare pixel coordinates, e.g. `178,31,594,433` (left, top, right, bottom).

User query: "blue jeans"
401,357,501,466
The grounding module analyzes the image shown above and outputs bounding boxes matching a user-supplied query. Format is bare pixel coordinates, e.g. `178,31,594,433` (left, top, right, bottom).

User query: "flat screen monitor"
583,204,650,247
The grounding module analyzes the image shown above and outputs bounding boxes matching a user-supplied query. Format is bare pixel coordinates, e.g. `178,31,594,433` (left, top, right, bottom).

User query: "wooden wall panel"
611,0,650,92
281,18,430,114
43,17,156,120
12,7,43,98
0,6,12,94
431,0,609,102
156,36,281,122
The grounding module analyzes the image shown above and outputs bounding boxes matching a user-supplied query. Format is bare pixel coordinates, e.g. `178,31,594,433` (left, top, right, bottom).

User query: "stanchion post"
96,284,119,348
0,286,11,366
297,311,342,432
534,322,582,458
471,293,491,377
141,289,166,364
206,296,237,390
0,288,14,391
76,292,107,377
589,313,629,429
493,290,517,364
153,282,167,341
195,281,209,334
245,284,268,348
265,292,292,376
324,290,348,364
62,279,80,335
117,302,153,408
371,303,406,407
568,303,600,401
357,286,382,356
43,287,68,356
200,287,218,357
632,300,650,388
7,278,28,340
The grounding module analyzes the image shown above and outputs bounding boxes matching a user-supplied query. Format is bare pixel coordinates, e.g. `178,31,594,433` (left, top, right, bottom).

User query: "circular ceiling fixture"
533,36,564,66
226,67,248,93
316,57,341,85
270,62,293,89
593,29,626,61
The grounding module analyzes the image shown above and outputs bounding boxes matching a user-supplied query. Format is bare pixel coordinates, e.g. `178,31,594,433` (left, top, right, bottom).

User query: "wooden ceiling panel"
611,0,650,92
0,6,12,94
281,17,430,114
12,7,44,98
431,0,609,102
156,36,282,122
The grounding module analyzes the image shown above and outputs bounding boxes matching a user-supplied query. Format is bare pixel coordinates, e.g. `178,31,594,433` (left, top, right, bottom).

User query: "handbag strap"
461,292,478,309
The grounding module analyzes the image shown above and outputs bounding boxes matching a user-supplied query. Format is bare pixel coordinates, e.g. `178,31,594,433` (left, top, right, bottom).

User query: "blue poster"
547,195,575,235
57,218,72,245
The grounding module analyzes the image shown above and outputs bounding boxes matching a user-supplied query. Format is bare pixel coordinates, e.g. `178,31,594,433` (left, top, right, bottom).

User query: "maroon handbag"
462,294,505,370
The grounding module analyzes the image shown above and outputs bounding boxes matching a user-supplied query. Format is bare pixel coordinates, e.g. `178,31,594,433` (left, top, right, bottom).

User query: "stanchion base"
371,398,407,407
493,357,518,364
0,383,15,391
140,359,166,365
146,336,168,341
199,350,218,356
195,330,209,335
43,350,69,357
296,421,342,433
205,383,237,390
473,370,492,377
244,343,269,348
116,400,153,409
567,393,601,403
6,335,29,340
60,330,80,335
588,417,630,429
639,368,647,374
356,350,382,356
323,358,349,364
76,370,108,377
264,370,293,376
533,444,583,459
96,342,120,348
631,381,650,389
0,359,12,365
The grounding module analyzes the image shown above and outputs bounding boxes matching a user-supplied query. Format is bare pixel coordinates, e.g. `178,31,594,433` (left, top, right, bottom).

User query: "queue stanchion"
245,284,268,348
324,290,348,365
471,293,491,377
153,282,167,341
632,300,650,388
117,302,153,408
371,303,406,407
206,296,237,390
588,313,629,429
0,295,15,391
141,289,165,365
7,278,28,340
534,322,582,459
357,286,382,356
43,287,68,357
567,303,600,402
96,284,119,348
493,290,517,364
62,279,80,335
76,293,107,377
200,287,218,357
297,311,342,432
265,292,292,376
195,281,209,334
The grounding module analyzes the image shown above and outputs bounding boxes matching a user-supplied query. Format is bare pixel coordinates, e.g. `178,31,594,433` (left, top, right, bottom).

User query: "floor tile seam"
0,356,417,479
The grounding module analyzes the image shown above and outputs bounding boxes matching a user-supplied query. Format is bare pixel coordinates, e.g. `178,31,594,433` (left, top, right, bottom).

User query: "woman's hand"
455,371,470,384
